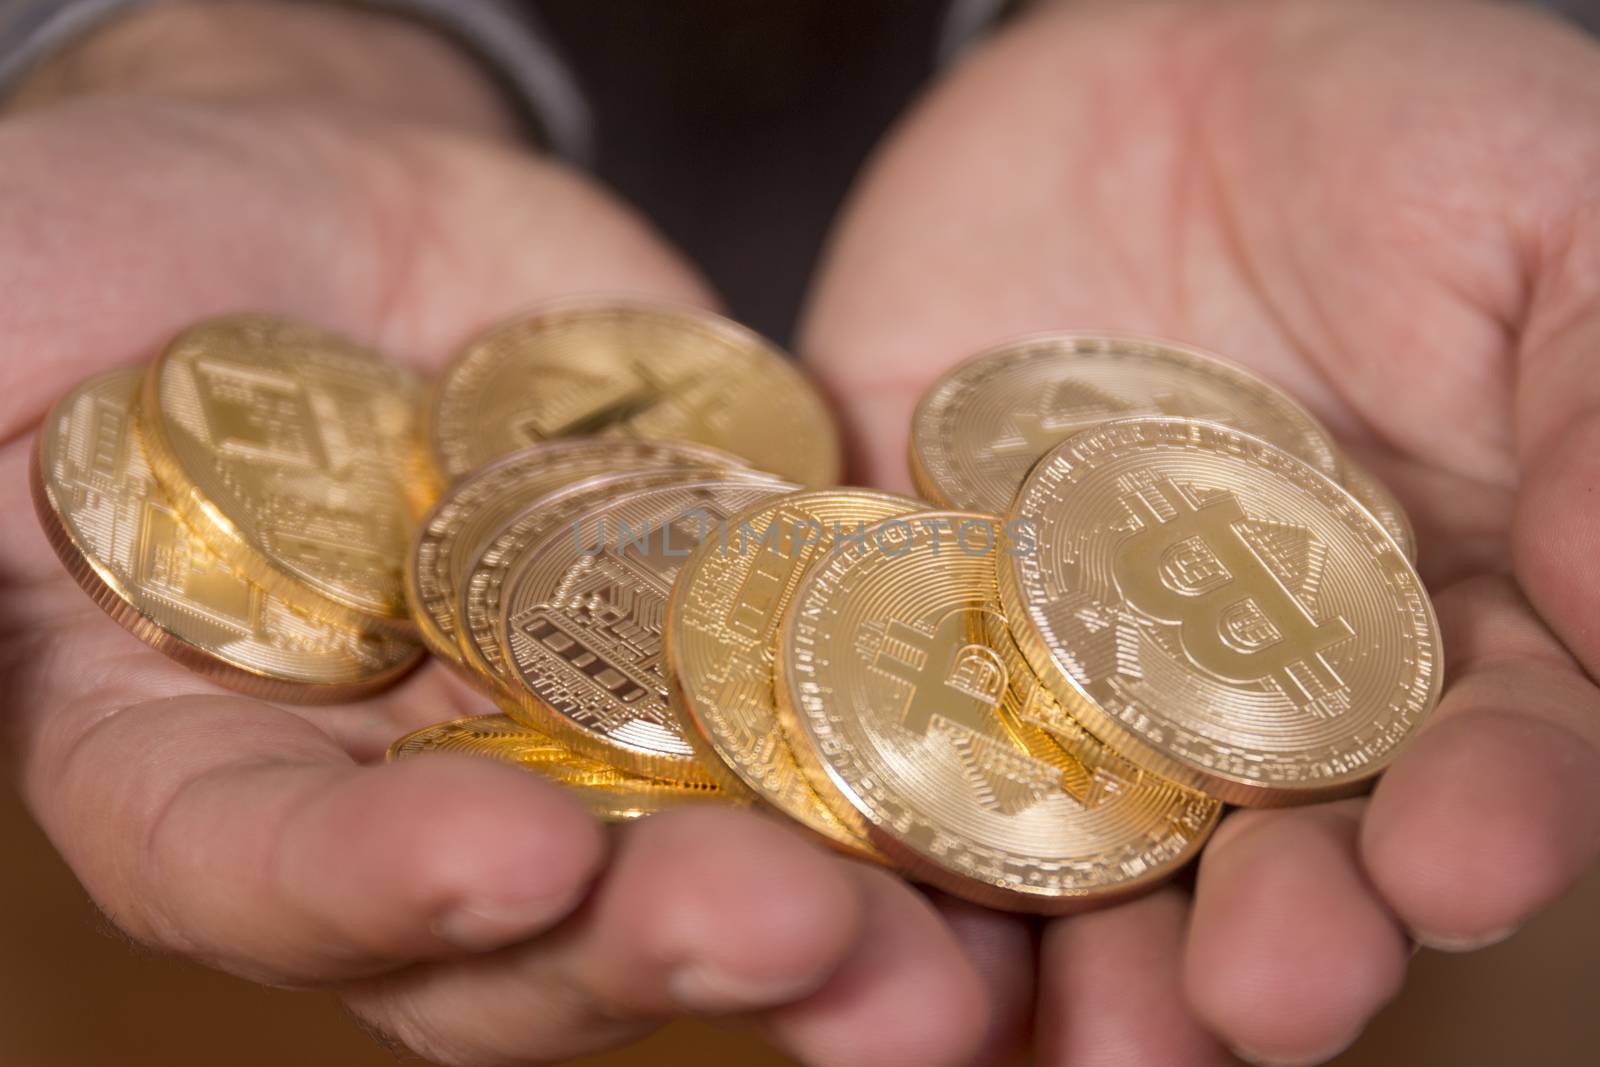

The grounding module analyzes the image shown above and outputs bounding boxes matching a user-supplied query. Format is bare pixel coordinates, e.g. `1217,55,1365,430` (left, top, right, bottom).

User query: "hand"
0,7,1024,1065
802,0,1600,1063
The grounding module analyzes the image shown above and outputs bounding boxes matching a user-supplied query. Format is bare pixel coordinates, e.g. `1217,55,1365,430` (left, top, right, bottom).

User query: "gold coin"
387,714,723,822
456,468,780,699
910,333,1342,515
407,438,747,666
387,714,580,764
998,417,1443,806
33,370,422,702
139,315,422,629
429,299,842,486
1341,458,1417,563
775,513,1219,913
666,489,923,862
500,478,797,782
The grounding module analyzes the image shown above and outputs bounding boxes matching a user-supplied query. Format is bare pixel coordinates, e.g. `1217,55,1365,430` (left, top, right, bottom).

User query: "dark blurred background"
4,1,1599,1064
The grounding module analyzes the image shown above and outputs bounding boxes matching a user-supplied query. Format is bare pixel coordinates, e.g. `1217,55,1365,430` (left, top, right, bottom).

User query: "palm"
804,1,1600,1062
0,98,1025,1066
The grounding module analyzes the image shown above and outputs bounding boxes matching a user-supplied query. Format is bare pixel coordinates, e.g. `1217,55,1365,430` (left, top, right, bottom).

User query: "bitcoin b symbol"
1113,478,1352,709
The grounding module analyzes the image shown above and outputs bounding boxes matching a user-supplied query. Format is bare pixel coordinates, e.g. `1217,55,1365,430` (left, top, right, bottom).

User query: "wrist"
3,1,521,139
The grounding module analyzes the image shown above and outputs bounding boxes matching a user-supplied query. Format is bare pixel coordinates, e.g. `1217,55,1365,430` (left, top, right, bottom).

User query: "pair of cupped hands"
3,1,1599,1064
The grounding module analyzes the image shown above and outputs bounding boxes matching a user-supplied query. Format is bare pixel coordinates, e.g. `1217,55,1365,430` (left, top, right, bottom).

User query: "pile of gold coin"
35,302,1441,916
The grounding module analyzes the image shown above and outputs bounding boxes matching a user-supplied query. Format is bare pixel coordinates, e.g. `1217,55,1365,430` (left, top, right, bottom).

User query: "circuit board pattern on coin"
500,479,795,780
409,439,746,664
33,370,421,701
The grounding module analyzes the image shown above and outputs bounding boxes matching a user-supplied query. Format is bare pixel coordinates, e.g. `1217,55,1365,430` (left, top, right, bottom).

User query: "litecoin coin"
776,514,1221,913
139,315,422,629
34,370,421,702
430,300,841,486
910,333,1341,514
665,489,922,861
500,478,796,782
998,418,1442,806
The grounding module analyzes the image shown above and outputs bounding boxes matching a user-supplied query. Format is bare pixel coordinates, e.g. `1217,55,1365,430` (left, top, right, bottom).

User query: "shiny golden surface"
910,333,1342,515
430,300,842,486
999,418,1442,806
139,315,422,627
1342,458,1418,563
33,370,421,702
776,514,1219,913
666,490,923,861
456,469,774,698
500,479,796,782
387,714,723,823
407,438,746,665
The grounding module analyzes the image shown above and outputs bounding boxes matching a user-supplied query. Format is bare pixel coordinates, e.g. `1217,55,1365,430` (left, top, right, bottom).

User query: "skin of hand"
802,0,1600,1064
0,5,1034,1066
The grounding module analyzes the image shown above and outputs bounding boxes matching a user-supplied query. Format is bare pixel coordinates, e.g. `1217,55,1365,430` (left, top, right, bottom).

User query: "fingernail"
1411,923,1519,953
433,897,574,952
667,963,824,1014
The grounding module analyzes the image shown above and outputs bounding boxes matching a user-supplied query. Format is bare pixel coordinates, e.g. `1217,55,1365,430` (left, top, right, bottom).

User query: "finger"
762,874,989,1067
0,99,712,438
349,809,991,1067
1514,193,1600,684
1186,802,1409,1067
1362,575,1600,951
16,683,604,984
1037,888,1226,1067
926,892,1036,1064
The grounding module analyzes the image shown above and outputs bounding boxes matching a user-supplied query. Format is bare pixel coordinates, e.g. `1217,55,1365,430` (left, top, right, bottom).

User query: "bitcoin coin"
666,489,923,861
998,418,1442,806
1342,458,1417,563
910,334,1342,514
408,438,746,665
139,315,422,629
776,514,1220,913
33,370,422,702
500,479,797,782
456,468,783,700
388,714,723,822
429,299,842,486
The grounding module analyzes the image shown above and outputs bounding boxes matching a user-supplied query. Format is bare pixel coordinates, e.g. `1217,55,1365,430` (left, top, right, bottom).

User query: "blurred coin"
1341,457,1417,563
999,417,1442,806
33,370,421,702
407,438,745,665
776,513,1219,913
910,333,1341,514
430,299,841,486
139,315,422,629
388,714,723,822
666,489,922,861
500,478,796,782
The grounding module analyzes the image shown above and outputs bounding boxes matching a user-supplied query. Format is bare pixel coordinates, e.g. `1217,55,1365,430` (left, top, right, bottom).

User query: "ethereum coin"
33,370,421,702
430,299,842,486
